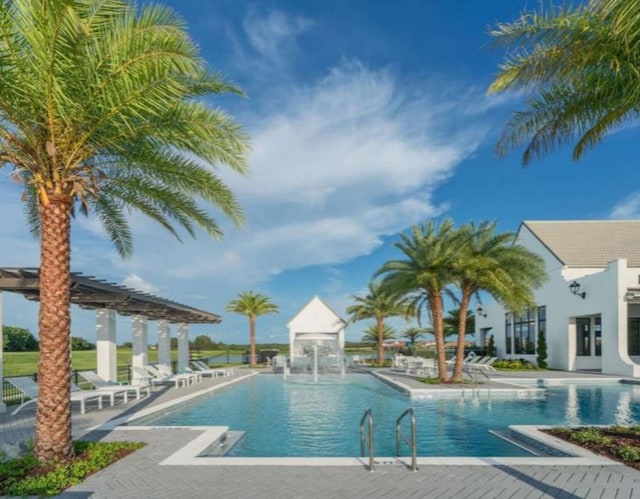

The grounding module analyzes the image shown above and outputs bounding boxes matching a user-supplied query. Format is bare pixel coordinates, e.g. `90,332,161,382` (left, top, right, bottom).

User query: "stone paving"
1,368,639,498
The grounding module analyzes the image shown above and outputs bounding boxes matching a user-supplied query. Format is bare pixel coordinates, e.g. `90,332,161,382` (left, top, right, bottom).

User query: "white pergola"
0,267,222,413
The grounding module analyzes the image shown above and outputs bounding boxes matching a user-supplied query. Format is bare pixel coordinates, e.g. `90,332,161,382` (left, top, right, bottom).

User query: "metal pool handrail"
360,408,374,471
395,407,417,471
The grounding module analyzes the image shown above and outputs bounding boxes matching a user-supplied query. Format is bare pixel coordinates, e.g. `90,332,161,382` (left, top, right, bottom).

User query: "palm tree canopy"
361,324,396,344
346,281,412,323
488,0,639,164
0,0,249,256
443,308,475,337
452,221,547,313
402,326,431,344
376,219,464,323
226,291,279,319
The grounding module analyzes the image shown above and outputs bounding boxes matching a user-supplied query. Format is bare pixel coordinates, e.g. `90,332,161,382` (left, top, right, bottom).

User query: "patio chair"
141,365,187,388
193,360,232,377
155,364,201,384
8,376,106,416
78,371,151,402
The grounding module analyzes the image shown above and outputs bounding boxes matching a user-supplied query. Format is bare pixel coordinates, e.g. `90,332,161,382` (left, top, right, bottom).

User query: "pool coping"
86,372,629,468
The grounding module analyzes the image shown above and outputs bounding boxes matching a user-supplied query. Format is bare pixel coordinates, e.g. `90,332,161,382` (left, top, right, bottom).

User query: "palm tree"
346,281,411,366
402,326,428,347
448,221,546,382
376,219,463,382
226,292,279,367
443,308,475,337
361,324,397,345
0,1,248,463
488,0,639,164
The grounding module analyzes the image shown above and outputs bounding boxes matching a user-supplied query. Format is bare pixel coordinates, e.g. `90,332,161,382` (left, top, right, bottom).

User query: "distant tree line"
3,326,96,352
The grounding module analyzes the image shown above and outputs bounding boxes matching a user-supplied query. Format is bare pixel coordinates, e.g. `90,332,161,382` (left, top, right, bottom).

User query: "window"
505,313,512,354
594,317,601,357
629,318,640,356
537,306,546,343
576,318,591,356
514,309,535,354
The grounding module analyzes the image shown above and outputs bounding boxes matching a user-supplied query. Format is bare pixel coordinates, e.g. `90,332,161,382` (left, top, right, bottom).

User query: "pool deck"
2,368,640,498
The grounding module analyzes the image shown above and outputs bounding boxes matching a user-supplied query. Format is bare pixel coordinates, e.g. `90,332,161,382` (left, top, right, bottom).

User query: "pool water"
142,374,640,457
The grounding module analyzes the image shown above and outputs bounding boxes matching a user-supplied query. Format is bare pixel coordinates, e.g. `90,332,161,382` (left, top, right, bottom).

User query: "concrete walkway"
1,369,639,498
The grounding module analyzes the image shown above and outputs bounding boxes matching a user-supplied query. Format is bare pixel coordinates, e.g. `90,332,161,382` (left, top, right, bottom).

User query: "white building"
475,220,640,377
287,296,346,367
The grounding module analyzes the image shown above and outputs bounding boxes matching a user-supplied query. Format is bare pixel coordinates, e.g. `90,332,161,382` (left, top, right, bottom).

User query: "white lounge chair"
154,364,200,384
8,376,106,416
139,365,187,388
78,371,151,402
193,360,232,377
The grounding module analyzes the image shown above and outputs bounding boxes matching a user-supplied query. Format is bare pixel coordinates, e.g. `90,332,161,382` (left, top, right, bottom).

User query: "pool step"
488,429,546,456
198,431,246,457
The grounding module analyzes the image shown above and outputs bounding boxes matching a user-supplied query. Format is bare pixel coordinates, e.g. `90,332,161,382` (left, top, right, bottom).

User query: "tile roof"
521,220,640,267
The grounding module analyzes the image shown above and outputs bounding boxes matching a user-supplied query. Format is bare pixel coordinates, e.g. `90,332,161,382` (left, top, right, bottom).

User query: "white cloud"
610,192,640,219
243,10,313,64
122,274,159,294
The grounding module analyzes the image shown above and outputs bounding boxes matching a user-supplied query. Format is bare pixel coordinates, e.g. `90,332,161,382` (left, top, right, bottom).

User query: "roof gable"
522,220,640,268
287,296,346,332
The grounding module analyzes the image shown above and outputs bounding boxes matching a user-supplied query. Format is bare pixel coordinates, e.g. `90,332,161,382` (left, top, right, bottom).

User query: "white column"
157,320,171,370
131,315,148,370
0,293,6,413
177,323,189,372
96,309,117,382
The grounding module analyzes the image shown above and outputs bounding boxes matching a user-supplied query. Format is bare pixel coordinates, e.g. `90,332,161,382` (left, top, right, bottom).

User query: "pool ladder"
359,408,418,472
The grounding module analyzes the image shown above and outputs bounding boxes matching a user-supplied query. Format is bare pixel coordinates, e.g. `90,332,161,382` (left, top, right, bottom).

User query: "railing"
360,408,374,472
395,408,418,471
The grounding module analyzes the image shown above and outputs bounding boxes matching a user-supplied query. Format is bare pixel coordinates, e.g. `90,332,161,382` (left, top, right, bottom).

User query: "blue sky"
1,0,639,347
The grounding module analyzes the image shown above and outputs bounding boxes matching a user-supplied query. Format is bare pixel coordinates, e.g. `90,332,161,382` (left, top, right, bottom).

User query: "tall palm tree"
346,281,411,366
0,1,248,463
226,292,279,367
488,0,639,164
361,323,397,345
376,219,462,382
448,221,546,382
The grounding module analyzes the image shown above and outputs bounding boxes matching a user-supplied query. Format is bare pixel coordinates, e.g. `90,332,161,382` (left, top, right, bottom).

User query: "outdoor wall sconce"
476,305,487,318
569,281,586,299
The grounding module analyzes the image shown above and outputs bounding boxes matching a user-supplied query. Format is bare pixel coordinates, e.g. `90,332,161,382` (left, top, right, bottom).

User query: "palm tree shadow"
494,465,582,499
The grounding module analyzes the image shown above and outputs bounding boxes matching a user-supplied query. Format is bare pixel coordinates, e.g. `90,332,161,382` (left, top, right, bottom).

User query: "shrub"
1,441,144,496
493,358,536,370
486,335,496,357
569,427,612,445
617,445,640,462
536,331,548,368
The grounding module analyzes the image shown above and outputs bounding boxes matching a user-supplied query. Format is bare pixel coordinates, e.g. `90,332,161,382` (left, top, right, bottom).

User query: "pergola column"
157,320,171,370
0,293,6,413
177,323,189,372
131,315,148,370
96,309,117,382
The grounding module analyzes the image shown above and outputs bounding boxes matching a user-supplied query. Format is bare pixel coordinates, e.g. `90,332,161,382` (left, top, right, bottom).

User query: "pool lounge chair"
140,365,188,388
192,360,232,377
78,371,151,402
154,364,201,384
8,376,106,416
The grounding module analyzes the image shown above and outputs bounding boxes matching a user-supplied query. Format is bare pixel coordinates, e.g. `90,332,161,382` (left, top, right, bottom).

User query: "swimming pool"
140,374,640,457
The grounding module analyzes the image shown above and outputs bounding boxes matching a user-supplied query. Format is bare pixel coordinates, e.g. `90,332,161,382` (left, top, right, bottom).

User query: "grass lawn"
4,349,244,377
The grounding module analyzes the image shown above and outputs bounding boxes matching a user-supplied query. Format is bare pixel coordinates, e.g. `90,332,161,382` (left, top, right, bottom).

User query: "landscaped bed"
548,426,640,470
0,440,144,496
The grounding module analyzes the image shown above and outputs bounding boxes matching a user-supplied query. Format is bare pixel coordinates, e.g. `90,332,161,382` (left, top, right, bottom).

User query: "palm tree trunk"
249,316,256,367
376,317,384,366
34,195,74,463
430,295,447,382
449,291,471,383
